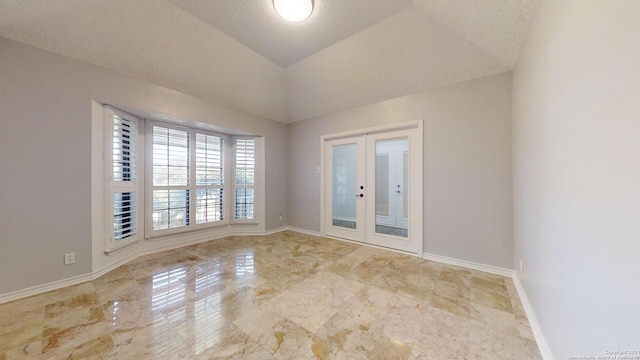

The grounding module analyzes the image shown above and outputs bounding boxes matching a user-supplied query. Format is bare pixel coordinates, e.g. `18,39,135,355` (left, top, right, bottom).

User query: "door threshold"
323,234,419,257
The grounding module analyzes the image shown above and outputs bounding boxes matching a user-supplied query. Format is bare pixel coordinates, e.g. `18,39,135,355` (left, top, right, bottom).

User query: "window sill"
145,223,231,242
104,240,138,256
143,222,260,243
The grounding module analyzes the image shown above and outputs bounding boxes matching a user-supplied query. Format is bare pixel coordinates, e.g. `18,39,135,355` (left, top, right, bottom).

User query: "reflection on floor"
0,231,541,359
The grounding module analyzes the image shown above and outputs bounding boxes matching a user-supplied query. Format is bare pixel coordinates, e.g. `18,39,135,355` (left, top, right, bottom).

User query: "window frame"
193,132,227,227
232,136,258,224
104,107,143,253
144,120,232,239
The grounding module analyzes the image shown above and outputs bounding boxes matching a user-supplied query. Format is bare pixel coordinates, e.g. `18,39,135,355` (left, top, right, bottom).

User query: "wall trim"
1,226,287,304
422,252,515,278
421,251,552,360
285,226,322,236
263,226,289,236
513,273,555,360
325,234,418,257
0,225,553,360
0,272,96,305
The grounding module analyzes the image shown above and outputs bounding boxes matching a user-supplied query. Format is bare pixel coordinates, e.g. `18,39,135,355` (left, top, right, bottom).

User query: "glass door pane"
375,154,389,217
332,144,357,229
375,137,408,238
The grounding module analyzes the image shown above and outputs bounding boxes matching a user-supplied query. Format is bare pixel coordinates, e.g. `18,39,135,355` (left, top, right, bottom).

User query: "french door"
324,136,367,242
324,125,422,254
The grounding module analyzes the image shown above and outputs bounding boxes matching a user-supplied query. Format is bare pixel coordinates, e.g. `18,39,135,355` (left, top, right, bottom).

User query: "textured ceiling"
287,0,540,120
413,0,541,68
0,0,539,123
286,8,510,121
0,0,287,121
170,0,413,67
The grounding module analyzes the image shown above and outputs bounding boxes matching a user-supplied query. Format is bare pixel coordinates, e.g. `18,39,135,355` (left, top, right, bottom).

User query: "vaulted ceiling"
0,0,539,123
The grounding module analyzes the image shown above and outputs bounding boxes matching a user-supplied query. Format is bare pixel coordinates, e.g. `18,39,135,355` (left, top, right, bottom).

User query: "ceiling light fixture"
273,0,314,23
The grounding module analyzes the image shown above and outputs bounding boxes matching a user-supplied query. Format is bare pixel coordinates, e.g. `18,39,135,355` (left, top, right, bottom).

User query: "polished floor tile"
0,231,541,359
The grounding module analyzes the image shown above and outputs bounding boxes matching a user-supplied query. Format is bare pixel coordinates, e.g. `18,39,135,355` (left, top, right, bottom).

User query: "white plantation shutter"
234,138,256,220
101,105,263,244
112,116,138,182
195,133,224,224
151,125,190,231
106,108,140,252
147,123,229,237
113,192,136,240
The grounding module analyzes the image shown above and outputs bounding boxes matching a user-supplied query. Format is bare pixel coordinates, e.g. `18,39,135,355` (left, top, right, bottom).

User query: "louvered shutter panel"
150,125,190,231
195,133,224,224
107,109,139,250
235,138,255,220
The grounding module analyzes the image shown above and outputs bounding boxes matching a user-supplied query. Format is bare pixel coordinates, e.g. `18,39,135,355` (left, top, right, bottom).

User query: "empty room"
0,0,638,359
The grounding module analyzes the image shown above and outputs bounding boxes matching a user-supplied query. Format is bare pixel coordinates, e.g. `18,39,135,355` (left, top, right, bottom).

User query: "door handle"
356,194,364,198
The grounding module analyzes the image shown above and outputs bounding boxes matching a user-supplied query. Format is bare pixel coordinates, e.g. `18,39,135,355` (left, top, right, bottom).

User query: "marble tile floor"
0,231,542,359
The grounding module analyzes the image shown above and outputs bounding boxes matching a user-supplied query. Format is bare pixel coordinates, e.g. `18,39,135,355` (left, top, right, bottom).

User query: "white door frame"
320,120,423,255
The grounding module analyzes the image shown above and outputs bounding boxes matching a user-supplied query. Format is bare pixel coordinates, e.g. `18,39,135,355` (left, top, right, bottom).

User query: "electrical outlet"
316,166,320,174
279,214,283,222
64,252,76,265
519,259,523,273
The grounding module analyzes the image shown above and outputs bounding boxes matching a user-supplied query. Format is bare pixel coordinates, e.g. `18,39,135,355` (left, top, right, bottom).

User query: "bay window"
147,122,231,237
104,105,261,251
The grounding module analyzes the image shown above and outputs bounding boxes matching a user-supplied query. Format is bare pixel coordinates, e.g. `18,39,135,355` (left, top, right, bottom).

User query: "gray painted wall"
1,37,512,297
512,0,640,357
288,73,514,268
0,38,288,294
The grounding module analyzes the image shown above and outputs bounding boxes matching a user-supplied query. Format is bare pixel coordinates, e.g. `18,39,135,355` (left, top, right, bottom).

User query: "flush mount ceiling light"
273,0,314,23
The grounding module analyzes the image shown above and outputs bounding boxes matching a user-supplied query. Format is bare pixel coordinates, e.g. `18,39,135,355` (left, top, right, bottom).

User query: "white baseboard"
92,229,271,293
421,252,552,359
285,227,515,280
92,252,139,280
422,252,515,278
512,273,554,360
284,226,322,236
0,272,95,304
325,235,418,257
0,227,291,305
263,226,289,236
0,225,553,360
287,228,550,360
